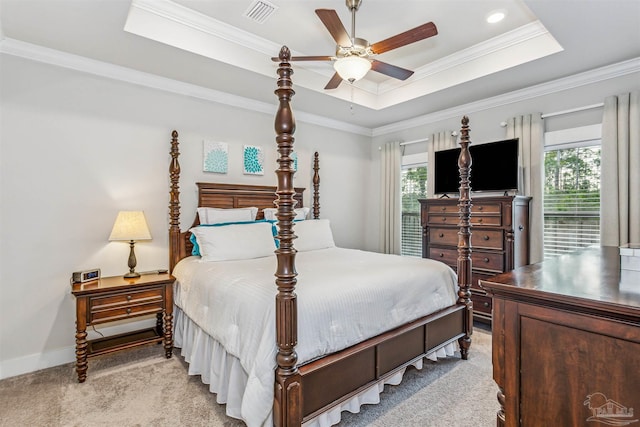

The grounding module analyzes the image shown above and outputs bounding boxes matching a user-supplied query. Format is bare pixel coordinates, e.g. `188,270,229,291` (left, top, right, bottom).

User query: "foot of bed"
459,335,471,360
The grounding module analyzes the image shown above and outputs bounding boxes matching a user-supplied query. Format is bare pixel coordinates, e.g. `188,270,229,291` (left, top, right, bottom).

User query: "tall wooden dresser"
419,195,531,322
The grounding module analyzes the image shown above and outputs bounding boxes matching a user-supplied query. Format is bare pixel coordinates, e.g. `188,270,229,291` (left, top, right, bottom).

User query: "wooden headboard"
169,181,304,271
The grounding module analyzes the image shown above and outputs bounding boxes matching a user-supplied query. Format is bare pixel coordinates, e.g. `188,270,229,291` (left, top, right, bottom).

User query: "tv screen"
434,138,519,194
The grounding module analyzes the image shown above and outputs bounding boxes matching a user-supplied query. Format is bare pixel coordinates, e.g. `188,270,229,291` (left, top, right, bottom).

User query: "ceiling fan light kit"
333,56,371,83
273,0,438,90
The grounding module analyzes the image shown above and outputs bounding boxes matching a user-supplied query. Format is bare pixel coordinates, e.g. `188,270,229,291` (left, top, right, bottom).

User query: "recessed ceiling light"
486,10,506,24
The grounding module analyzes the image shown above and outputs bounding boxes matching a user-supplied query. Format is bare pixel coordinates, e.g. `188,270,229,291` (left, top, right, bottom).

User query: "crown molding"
372,56,640,136
0,38,371,136
1,37,637,139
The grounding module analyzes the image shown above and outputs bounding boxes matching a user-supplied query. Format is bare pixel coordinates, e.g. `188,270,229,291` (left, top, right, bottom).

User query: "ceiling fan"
271,0,438,89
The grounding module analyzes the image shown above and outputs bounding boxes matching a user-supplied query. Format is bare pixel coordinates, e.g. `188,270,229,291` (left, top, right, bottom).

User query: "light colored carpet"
0,327,497,427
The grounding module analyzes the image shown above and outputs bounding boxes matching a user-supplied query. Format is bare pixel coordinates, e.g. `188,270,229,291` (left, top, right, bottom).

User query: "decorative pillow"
190,220,273,256
294,219,336,252
189,221,276,261
197,207,258,225
263,207,310,221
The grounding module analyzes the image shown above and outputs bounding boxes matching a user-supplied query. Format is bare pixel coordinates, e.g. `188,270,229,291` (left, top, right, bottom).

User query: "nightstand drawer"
88,288,164,323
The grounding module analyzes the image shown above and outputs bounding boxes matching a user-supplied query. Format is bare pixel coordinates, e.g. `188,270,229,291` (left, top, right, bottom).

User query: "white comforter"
172,247,458,427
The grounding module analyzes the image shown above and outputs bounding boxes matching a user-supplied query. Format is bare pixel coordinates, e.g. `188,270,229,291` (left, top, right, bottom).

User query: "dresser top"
480,246,639,318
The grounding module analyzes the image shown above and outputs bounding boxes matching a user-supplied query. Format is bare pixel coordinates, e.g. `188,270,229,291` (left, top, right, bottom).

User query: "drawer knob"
478,218,483,223
483,302,490,308
439,253,444,258
442,217,446,222
483,257,490,263
478,206,483,211
483,235,490,241
439,233,444,238
126,295,132,301
126,308,132,315
441,207,446,211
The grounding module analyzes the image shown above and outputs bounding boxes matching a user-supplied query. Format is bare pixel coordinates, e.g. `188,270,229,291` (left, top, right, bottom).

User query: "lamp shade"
108,211,152,241
333,56,372,83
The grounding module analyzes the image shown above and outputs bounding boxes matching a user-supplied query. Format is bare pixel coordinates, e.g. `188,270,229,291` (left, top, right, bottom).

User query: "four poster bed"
167,46,473,427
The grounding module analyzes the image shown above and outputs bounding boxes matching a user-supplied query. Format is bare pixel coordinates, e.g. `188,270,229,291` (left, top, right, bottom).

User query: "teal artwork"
203,141,228,174
291,151,298,172
243,145,264,175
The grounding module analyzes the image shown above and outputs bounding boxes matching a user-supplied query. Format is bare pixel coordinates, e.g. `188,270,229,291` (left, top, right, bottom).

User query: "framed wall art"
203,141,228,174
243,145,264,175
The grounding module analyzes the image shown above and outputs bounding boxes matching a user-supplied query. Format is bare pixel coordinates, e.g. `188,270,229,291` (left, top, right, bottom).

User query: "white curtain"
506,114,544,263
379,141,402,254
427,131,457,197
600,90,640,246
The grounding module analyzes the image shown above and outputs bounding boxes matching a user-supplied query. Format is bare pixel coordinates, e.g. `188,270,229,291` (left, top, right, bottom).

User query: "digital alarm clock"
72,268,101,283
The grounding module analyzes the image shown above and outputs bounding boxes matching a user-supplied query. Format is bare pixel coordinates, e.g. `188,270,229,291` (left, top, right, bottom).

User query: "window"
401,154,427,257
543,126,601,258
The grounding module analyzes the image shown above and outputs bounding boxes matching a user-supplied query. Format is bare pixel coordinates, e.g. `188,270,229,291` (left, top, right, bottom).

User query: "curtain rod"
399,137,429,146
541,103,604,119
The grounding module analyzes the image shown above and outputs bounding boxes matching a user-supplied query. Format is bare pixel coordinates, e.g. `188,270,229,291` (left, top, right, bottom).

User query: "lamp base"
124,272,140,279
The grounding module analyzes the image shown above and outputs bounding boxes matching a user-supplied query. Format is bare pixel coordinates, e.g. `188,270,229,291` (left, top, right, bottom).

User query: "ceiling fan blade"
371,60,414,80
324,72,343,90
271,56,334,62
270,55,334,62
315,9,351,46
370,22,437,55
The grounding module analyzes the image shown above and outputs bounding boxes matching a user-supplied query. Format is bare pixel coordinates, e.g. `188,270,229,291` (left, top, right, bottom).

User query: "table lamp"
108,211,152,278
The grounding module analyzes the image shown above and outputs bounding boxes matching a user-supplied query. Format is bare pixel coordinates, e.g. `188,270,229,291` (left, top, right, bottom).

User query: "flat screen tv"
434,138,519,195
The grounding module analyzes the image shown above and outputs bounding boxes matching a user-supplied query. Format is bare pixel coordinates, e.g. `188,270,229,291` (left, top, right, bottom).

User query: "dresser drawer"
471,215,501,226
472,229,503,250
428,247,458,267
427,203,459,214
472,203,501,214
472,251,503,272
88,288,164,324
472,293,493,315
427,214,458,226
430,227,458,246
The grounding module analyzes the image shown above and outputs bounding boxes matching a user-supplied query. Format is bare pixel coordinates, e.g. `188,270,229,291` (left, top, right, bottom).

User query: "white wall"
0,55,370,378
364,71,640,251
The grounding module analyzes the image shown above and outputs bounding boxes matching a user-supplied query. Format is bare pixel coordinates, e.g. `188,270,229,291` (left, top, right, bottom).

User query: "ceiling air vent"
244,0,278,24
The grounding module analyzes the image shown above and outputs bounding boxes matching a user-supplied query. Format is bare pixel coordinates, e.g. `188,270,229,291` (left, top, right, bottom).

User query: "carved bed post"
273,46,302,427
312,151,320,219
457,116,473,360
169,130,181,273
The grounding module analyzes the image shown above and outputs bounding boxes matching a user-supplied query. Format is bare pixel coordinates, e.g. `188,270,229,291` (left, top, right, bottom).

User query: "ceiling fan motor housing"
337,37,370,58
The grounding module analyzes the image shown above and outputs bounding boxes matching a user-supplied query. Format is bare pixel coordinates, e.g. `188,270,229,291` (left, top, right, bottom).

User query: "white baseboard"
0,318,157,380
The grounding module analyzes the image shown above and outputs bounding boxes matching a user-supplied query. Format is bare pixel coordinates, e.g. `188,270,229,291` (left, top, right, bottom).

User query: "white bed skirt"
174,305,457,427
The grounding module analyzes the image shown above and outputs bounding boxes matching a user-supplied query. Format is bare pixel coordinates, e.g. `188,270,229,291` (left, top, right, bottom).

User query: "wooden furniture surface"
481,246,640,427
167,46,474,427
420,195,531,321
71,272,174,382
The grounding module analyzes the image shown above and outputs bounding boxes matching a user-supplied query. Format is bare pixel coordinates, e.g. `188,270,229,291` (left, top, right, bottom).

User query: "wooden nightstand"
71,272,174,383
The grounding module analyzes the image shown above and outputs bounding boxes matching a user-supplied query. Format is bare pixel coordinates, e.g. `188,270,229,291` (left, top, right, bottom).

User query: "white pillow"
197,207,258,224
263,207,310,221
190,222,276,261
294,219,335,252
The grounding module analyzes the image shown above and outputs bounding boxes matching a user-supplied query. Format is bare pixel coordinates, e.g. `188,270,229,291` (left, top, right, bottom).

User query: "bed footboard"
299,306,465,421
